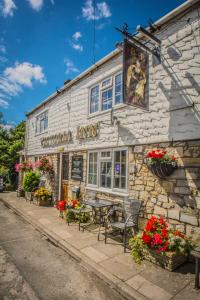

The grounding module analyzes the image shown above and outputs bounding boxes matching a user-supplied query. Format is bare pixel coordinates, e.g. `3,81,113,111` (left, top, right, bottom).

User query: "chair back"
129,200,141,225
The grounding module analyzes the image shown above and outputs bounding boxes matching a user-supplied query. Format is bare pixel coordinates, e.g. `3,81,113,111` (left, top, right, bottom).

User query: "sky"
0,0,186,126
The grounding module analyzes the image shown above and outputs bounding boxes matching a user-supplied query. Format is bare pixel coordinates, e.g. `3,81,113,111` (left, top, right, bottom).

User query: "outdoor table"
191,247,200,289
83,199,117,240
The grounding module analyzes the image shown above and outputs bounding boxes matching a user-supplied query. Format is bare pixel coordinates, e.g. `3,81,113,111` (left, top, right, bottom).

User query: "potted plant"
145,148,177,178
34,187,52,206
23,171,40,201
129,216,192,271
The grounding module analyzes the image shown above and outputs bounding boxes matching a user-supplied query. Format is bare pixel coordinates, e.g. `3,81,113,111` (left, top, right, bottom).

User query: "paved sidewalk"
0,192,200,300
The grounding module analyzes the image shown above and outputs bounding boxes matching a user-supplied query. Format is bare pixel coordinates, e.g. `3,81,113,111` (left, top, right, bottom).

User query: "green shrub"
23,171,40,192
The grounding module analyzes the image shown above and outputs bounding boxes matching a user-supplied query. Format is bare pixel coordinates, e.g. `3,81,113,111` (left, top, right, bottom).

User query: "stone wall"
129,140,200,244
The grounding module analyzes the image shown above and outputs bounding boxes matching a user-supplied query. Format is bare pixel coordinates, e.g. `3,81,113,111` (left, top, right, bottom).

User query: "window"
90,85,99,114
89,72,122,115
115,73,123,104
36,111,48,134
88,152,98,185
113,150,127,189
102,88,113,111
100,151,111,188
87,148,127,192
101,77,112,89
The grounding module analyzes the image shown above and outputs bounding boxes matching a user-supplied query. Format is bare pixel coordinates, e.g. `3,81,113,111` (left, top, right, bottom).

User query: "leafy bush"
23,171,40,192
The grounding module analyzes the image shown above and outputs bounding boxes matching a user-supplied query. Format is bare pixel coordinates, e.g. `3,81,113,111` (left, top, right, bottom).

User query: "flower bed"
129,216,192,271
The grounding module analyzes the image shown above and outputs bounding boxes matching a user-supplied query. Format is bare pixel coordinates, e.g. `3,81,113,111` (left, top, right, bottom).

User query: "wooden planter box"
143,248,188,271
148,163,177,179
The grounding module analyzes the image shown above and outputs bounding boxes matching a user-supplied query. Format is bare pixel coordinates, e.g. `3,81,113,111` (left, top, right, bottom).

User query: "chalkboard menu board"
71,155,83,180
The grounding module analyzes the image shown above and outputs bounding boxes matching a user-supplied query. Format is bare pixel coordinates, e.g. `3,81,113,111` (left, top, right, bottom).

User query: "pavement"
0,246,38,300
0,192,200,300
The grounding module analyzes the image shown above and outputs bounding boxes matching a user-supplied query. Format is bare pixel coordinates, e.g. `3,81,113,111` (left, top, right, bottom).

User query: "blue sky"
0,0,186,125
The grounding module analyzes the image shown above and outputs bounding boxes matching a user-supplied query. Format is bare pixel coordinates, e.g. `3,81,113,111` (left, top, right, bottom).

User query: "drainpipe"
58,150,64,200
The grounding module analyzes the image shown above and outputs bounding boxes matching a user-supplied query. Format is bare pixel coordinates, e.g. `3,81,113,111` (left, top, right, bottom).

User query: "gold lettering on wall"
77,123,99,139
41,131,72,147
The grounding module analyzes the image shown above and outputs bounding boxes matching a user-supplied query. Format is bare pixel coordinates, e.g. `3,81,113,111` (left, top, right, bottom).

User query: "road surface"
0,201,124,300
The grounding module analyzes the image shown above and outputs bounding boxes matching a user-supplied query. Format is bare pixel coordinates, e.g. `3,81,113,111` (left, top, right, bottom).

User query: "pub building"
24,0,200,243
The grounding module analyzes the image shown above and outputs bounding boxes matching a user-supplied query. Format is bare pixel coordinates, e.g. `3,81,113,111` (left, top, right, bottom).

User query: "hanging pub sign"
123,39,149,110
71,155,83,181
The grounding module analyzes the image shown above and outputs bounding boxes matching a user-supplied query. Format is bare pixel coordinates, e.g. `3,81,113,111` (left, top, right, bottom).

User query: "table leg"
195,257,199,289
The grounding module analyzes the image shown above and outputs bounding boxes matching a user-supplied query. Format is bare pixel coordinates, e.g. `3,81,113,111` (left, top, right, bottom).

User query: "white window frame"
89,85,100,115
87,150,99,188
88,71,123,115
114,72,123,106
35,110,48,135
87,147,128,193
101,77,112,90
101,87,113,111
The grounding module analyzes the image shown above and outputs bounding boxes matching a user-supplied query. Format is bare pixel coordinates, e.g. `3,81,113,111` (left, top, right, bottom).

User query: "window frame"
88,71,123,116
87,150,99,188
89,85,100,115
35,110,48,135
87,147,128,193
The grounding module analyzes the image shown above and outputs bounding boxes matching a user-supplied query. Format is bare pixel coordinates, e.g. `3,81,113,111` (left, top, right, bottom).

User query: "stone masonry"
129,140,200,244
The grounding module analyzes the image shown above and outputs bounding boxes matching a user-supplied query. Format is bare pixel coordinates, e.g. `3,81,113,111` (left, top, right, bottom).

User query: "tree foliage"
0,112,25,190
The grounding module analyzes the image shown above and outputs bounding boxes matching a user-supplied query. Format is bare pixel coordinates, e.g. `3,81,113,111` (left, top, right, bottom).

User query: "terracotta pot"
148,163,177,179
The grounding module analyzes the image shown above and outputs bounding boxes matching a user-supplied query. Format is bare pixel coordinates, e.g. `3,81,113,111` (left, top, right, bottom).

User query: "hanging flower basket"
145,148,177,179
148,163,177,179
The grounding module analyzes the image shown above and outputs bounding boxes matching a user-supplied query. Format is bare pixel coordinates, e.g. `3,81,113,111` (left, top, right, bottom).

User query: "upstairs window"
102,88,113,111
89,72,122,115
36,111,48,134
90,85,99,114
115,73,123,105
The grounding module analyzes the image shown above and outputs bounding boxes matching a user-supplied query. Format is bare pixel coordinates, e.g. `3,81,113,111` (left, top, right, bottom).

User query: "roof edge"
26,0,199,117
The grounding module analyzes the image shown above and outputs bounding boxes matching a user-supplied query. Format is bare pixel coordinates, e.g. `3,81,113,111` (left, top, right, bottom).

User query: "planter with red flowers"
145,149,177,178
129,216,192,271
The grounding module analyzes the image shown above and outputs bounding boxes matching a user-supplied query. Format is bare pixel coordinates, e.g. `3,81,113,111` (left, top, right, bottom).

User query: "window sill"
35,130,48,137
88,103,127,119
86,186,128,198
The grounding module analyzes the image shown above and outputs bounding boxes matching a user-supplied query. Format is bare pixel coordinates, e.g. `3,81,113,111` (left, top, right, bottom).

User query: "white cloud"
72,31,82,41
0,99,9,109
4,62,46,87
0,61,46,109
72,43,83,52
1,0,17,17
82,0,111,21
0,45,6,53
27,0,43,11
64,59,79,75
0,56,8,64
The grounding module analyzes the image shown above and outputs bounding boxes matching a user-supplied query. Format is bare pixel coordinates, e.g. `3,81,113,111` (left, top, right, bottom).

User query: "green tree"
0,112,25,190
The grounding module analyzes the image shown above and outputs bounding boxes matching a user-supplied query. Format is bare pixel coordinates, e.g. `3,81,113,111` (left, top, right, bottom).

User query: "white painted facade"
26,1,200,157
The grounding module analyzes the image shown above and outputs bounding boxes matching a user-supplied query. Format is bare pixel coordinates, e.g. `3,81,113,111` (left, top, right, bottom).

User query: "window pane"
102,89,113,111
90,85,99,114
115,73,122,105
88,152,98,185
113,150,127,189
100,161,111,188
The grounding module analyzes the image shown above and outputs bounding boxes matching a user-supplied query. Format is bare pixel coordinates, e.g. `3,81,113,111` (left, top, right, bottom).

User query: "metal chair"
67,201,93,231
105,200,141,252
